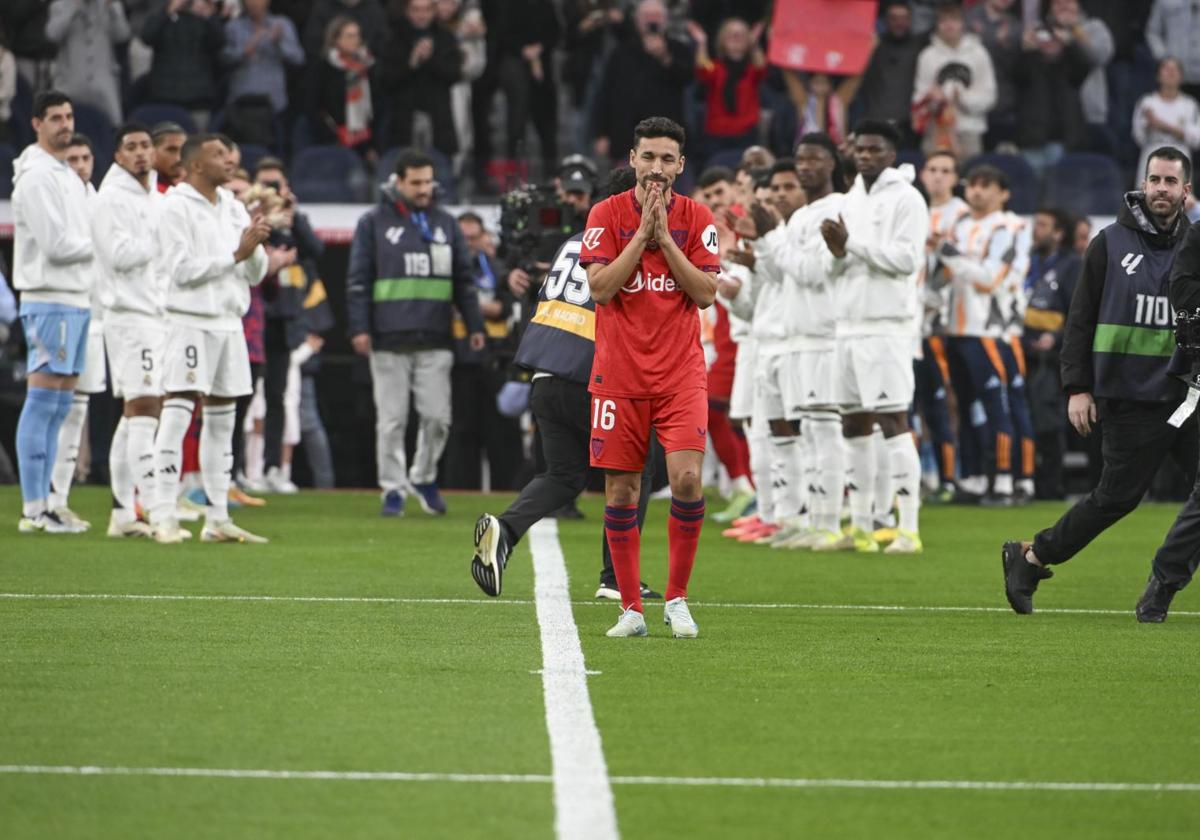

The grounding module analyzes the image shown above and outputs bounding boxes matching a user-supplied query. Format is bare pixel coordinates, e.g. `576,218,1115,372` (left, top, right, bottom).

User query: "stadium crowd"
2,0,1200,572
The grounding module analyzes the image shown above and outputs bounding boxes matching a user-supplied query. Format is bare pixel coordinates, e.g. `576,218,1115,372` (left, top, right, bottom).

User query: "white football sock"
808,412,844,533
201,403,236,524
48,394,88,510
887,432,922,534
994,473,1014,496
109,417,134,524
748,423,775,524
846,434,875,533
770,434,805,524
127,415,159,521
154,398,194,523
871,426,893,525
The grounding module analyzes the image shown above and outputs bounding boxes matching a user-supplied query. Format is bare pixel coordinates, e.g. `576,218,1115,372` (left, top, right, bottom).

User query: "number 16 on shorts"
593,398,616,431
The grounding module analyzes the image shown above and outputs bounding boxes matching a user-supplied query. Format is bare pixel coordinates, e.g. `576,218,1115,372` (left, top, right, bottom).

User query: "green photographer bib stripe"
372,277,453,302
1092,323,1175,357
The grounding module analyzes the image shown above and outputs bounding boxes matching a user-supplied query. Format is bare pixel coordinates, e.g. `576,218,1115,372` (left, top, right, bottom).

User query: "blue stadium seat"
9,74,34,149
128,103,197,135
377,146,458,203
896,149,925,172
70,102,115,186
237,143,272,176
0,144,16,199
290,145,370,203
704,148,746,172
1042,153,1123,216
963,153,1038,215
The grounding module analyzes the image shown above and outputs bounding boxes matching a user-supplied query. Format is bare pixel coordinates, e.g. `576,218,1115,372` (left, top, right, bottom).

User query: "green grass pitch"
1,487,1198,839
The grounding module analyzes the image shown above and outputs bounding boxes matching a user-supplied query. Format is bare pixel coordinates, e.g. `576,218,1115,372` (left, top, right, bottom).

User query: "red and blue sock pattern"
667,497,705,602
604,505,642,613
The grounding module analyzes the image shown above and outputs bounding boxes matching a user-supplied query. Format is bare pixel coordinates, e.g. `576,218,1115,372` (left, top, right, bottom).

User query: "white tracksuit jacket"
10,144,94,308
828,166,930,338
158,182,267,332
92,164,164,326
755,191,847,355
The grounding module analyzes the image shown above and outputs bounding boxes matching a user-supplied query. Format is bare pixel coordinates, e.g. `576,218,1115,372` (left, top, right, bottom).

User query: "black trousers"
1033,398,1198,566
500,376,654,586
443,364,524,490
263,319,291,470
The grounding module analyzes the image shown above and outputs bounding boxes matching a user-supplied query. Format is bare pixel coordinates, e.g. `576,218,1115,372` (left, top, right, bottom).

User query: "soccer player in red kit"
579,117,721,638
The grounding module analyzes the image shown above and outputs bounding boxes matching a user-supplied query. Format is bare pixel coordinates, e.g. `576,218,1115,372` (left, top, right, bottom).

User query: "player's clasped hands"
234,215,272,263
637,181,662,244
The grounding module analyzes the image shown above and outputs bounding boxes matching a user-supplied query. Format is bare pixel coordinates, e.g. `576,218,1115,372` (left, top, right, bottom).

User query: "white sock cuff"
163,397,195,416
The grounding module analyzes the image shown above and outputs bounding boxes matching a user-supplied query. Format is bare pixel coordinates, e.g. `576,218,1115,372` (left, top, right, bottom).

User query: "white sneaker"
595,584,621,600
38,510,86,534
663,597,699,638
883,529,924,554
605,607,648,637
240,476,269,494
775,526,821,550
810,529,855,552
18,516,44,534
264,467,299,495
107,514,153,538
154,519,184,544
54,507,91,531
176,497,204,521
201,519,269,544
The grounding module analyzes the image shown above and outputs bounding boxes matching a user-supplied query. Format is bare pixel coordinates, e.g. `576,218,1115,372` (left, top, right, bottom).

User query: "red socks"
667,497,705,601
604,505,642,613
708,405,752,481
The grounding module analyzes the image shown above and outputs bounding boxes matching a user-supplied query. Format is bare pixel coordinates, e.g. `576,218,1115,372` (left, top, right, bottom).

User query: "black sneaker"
471,514,511,597
595,581,662,600
1135,575,1177,623
981,492,1016,508
1002,541,1053,614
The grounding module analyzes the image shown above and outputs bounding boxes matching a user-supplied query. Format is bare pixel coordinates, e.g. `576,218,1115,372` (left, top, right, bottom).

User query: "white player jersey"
942,209,1029,338
924,197,969,337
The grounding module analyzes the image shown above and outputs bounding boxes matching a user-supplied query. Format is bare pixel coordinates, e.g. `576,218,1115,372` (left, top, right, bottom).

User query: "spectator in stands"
46,1,130,125
303,0,390,61
780,69,862,151
857,1,925,148
221,0,306,116
965,0,1021,148
0,24,14,144
687,16,766,164
1133,57,1200,188
141,0,226,129
563,0,625,151
309,15,376,158
911,2,996,159
436,0,486,174
443,211,522,490
1011,0,1095,172
689,0,769,43
1072,214,1092,256
592,0,693,163
488,0,560,179
1022,206,1081,499
1147,0,1200,100
1047,0,1113,152
383,0,462,157
3,1,57,92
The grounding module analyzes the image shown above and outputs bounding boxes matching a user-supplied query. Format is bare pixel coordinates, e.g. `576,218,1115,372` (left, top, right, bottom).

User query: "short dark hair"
605,167,638,197
457,210,484,228
1034,206,1072,242
395,148,434,179
33,90,72,120
852,119,901,149
935,1,963,18
254,156,288,178
632,116,686,153
924,149,959,172
697,166,734,189
180,132,227,167
67,133,93,153
768,158,799,180
152,121,187,144
113,121,152,151
965,163,1008,190
1147,145,1192,182
796,132,839,162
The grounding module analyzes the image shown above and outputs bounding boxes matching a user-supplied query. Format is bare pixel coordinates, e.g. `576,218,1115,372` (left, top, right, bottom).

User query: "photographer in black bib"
470,167,661,601
1002,147,1197,618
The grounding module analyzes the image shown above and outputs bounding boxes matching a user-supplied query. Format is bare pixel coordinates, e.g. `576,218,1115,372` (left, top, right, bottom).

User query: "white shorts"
754,352,804,422
729,339,757,421
105,322,167,400
834,334,915,414
75,329,108,395
162,324,253,398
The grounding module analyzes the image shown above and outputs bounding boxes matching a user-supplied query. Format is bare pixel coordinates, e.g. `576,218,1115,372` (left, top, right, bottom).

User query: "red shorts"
589,387,708,471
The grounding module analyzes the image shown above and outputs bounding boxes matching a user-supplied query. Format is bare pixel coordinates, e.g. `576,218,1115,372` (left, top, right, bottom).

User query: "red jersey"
579,188,720,398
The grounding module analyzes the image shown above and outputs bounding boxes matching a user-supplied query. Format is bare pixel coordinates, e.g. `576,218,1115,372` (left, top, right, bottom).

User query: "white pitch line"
529,519,620,840
1,591,1196,618
1,765,1197,794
